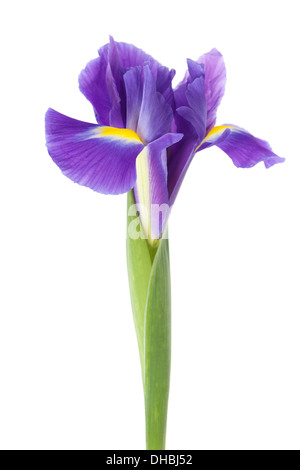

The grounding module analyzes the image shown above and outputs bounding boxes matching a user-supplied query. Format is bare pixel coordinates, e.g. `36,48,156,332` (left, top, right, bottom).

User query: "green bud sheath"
126,190,171,450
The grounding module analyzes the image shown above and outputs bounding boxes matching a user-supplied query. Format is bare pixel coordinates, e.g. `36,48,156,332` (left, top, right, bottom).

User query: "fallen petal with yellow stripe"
198,125,284,169
45,108,144,194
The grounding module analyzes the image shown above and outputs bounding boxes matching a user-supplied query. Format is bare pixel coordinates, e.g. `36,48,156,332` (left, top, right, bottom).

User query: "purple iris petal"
168,68,206,203
168,138,197,206
79,55,112,126
216,127,285,168
186,59,204,81
110,38,160,69
156,67,176,110
45,108,144,194
79,37,175,130
173,59,206,144
199,125,285,168
148,134,184,207
137,66,173,144
176,74,207,139
123,66,143,133
79,37,124,127
174,50,225,136
124,64,174,144
198,49,226,134
134,133,183,239
174,60,204,109
105,62,124,128
111,38,175,108
148,138,176,239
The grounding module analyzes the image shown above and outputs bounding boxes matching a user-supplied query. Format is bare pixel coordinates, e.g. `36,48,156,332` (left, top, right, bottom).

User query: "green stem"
126,191,152,379
144,236,171,450
126,191,171,450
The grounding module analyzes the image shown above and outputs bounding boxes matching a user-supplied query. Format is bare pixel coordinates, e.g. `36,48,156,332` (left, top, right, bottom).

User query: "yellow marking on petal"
195,125,236,152
206,125,234,138
99,126,143,143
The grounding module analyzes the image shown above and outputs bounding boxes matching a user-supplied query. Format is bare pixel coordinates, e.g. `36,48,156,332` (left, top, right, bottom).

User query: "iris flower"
45,37,284,449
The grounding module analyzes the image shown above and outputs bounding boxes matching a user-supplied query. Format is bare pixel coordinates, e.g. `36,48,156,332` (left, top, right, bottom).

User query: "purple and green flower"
45,37,284,449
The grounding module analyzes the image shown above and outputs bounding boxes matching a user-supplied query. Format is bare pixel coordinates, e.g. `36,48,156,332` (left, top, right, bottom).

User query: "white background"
0,0,299,450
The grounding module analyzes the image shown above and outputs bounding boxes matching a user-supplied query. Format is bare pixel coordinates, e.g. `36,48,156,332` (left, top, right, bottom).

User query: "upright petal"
105,61,125,128
174,59,206,141
155,66,176,110
45,108,144,194
79,54,111,126
79,36,126,127
175,50,226,135
198,49,226,133
124,66,144,133
113,39,176,107
79,37,175,128
198,125,285,168
168,66,207,204
176,73,207,140
137,66,174,144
